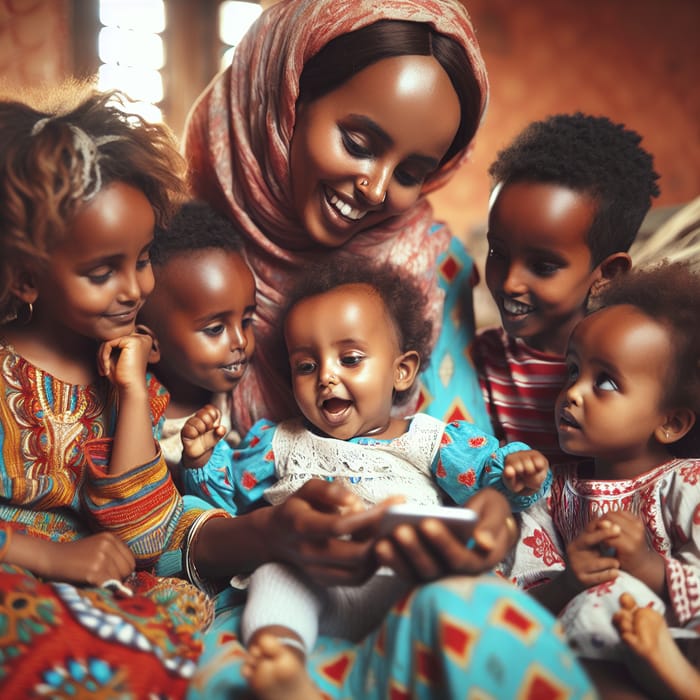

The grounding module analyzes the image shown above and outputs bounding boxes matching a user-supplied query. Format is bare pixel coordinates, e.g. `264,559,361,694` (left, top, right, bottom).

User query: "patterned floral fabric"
0,341,203,569
0,341,215,696
188,575,598,700
502,458,700,659
183,0,492,435
0,565,213,698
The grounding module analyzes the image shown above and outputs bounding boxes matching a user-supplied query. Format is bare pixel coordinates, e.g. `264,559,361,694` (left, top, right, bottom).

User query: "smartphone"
379,504,478,538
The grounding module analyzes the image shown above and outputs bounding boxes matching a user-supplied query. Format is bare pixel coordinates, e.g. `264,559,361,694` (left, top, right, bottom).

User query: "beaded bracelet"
0,527,13,563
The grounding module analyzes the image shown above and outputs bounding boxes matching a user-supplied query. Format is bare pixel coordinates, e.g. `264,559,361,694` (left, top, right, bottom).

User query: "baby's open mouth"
323,397,352,414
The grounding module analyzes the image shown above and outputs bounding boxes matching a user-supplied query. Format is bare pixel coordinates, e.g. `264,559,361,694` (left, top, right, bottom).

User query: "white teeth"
503,298,532,314
328,192,366,221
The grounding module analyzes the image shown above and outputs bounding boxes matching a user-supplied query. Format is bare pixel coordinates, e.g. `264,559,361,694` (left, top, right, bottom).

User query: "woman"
181,2,597,698
183,0,492,436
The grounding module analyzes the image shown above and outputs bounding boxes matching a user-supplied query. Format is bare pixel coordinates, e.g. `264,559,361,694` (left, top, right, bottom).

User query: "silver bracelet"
185,509,230,594
276,636,307,656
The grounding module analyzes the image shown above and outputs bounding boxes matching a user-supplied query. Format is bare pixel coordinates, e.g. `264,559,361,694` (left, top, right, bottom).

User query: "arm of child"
181,404,227,469
97,330,160,476
502,449,550,495
2,529,135,586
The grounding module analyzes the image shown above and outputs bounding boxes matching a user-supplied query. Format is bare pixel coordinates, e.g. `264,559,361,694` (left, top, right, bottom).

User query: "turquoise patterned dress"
190,575,597,699
417,233,493,433
183,417,595,699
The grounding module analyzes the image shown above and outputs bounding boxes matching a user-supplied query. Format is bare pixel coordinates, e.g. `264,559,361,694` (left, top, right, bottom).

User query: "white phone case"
379,503,478,537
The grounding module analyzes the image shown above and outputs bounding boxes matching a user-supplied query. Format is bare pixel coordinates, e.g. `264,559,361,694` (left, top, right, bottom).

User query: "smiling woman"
178,3,597,699
184,0,492,436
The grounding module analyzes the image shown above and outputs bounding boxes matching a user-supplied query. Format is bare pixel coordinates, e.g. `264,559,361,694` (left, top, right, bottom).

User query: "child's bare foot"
613,592,700,700
241,634,323,700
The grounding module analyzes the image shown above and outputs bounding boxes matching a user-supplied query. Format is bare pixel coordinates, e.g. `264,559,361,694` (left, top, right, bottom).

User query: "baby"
181,258,551,699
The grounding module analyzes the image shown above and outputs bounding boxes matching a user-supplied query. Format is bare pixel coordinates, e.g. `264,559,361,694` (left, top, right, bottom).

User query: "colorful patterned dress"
191,575,598,700
502,459,700,660
0,342,214,698
182,413,549,515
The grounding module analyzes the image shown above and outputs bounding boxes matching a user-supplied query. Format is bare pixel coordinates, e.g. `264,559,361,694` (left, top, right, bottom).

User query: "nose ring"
359,178,386,203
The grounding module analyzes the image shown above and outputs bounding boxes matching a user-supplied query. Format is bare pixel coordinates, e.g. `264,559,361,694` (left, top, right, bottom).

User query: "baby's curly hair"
281,256,434,406
589,260,700,456
0,81,187,322
489,113,660,266
150,199,245,266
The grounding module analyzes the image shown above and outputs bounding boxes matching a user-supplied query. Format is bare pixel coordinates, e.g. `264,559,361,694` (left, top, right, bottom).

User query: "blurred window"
97,0,166,121
218,1,262,69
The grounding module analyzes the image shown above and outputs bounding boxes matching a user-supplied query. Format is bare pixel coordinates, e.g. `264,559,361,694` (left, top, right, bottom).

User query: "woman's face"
290,54,461,248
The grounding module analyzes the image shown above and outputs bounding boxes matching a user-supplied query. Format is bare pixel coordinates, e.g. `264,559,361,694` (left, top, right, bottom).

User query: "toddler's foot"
241,634,322,700
613,592,700,700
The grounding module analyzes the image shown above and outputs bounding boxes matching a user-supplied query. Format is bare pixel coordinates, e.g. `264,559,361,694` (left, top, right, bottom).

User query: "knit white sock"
241,562,323,654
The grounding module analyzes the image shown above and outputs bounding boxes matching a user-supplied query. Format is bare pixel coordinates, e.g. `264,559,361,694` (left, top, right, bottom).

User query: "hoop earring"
19,302,33,325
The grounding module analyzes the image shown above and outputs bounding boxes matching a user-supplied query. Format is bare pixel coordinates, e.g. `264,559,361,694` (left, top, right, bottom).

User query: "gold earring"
18,302,33,325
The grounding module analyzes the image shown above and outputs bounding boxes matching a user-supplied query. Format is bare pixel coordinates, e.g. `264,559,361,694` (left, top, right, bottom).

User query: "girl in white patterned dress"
502,261,700,674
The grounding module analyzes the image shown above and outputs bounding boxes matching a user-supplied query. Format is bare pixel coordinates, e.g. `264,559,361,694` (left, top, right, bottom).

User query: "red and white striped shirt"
471,327,571,464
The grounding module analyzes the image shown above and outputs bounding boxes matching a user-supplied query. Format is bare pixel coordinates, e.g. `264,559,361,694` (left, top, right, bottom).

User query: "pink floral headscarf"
183,0,489,432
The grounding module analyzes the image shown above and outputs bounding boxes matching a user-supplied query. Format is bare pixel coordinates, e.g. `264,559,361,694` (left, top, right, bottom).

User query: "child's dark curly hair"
281,256,434,406
0,81,187,322
589,260,700,456
489,113,660,266
150,199,245,266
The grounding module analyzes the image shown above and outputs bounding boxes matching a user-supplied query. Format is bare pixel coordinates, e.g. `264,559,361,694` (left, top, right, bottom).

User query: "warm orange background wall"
430,0,700,242
1,0,698,243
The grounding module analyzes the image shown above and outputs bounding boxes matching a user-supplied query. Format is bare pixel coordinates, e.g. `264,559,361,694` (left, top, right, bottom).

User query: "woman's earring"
18,302,33,325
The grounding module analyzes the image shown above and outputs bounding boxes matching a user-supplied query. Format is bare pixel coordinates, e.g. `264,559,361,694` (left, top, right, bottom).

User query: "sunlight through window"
219,1,262,70
97,0,165,122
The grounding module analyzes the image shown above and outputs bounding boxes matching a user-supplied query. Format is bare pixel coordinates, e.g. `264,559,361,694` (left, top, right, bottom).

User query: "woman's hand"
373,487,518,583
181,404,227,469
262,479,385,587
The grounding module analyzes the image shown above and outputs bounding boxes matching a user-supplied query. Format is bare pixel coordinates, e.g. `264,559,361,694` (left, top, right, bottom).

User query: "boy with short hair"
471,113,660,462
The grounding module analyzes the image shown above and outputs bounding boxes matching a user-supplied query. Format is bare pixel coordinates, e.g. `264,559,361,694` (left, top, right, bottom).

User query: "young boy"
138,200,257,475
471,113,660,462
